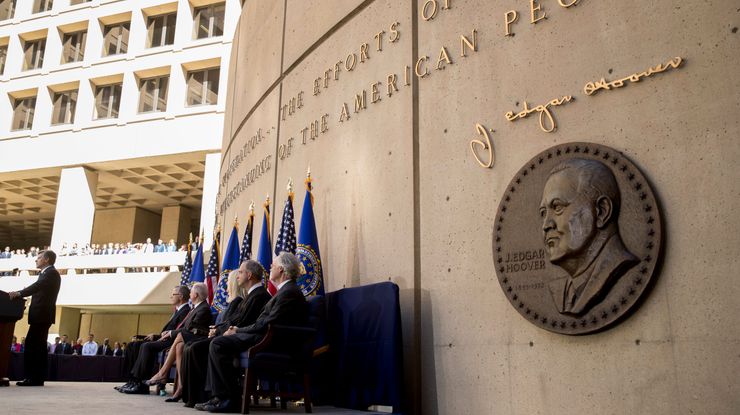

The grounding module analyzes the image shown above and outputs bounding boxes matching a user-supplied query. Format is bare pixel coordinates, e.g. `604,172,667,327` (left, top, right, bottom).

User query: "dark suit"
131,301,212,380
18,265,61,382
54,342,73,355
125,303,190,380
181,286,271,406
171,301,214,343
98,344,114,356
207,281,307,401
113,348,123,357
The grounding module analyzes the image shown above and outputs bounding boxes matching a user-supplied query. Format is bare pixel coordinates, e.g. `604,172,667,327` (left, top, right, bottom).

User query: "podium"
0,291,25,387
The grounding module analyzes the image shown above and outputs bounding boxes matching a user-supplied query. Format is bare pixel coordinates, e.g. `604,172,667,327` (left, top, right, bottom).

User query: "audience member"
181,261,271,407
167,240,177,252
196,252,308,412
142,283,214,398
115,286,191,394
49,336,61,354
98,338,113,356
72,338,83,355
55,334,73,355
82,334,98,356
113,342,123,357
10,336,21,352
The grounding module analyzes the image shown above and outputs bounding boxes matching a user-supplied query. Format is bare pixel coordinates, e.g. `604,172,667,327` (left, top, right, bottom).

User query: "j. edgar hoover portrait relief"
539,158,639,315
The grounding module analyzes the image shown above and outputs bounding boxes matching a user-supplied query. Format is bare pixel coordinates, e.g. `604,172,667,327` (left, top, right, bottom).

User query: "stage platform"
0,381,385,414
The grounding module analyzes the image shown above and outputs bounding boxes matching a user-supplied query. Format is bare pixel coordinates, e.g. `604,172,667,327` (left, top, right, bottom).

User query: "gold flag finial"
249,200,255,216
287,178,294,199
305,165,313,192
265,194,271,207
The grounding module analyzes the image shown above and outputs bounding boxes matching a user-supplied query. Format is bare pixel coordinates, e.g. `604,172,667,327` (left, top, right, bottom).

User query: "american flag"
204,231,221,304
274,193,296,255
240,212,254,263
180,244,193,286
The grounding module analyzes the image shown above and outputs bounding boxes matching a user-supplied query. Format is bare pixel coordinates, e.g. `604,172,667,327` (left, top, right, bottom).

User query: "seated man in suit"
122,283,212,395
180,260,271,407
196,252,308,412
115,285,191,393
142,283,215,392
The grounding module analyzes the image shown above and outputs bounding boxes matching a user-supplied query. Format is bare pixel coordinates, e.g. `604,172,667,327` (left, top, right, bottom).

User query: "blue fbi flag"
256,202,276,295
188,242,205,285
296,185,324,296
213,226,239,313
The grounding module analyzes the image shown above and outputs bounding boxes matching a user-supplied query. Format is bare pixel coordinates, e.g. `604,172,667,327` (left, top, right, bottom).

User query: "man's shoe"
16,379,44,386
183,402,195,408
114,381,133,392
204,398,239,413
122,382,150,395
194,397,219,411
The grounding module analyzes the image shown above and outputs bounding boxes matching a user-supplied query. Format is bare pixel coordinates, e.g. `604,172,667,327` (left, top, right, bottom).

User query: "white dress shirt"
82,341,98,356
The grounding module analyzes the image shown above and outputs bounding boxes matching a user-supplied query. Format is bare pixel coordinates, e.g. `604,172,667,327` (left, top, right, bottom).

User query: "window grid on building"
32,0,53,14
0,0,16,21
12,97,36,131
138,75,169,113
193,3,225,39
23,39,46,71
147,12,177,48
102,22,130,56
51,90,78,125
94,83,122,119
61,30,87,64
0,46,7,75
187,67,220,106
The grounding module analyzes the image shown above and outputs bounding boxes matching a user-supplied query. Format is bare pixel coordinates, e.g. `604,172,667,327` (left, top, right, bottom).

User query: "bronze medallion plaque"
494,143,662,334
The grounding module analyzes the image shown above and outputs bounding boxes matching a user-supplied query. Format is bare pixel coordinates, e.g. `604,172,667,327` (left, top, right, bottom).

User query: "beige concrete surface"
0,382,381,414
217,1,740,414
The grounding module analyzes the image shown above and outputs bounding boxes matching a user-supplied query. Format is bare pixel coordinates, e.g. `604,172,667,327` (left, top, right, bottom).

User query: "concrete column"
2,33,23,79
200,152,221,248
51,167,98,250
174,0,195,50
167,59,186,117
160,205,192,246
54,307,81,341
127,6,147,57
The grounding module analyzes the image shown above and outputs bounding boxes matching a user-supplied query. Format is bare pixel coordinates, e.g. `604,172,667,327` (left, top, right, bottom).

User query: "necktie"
176,306,195,329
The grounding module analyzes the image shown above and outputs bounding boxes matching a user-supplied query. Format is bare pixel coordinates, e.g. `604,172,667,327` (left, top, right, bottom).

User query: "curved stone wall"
217,1,740,414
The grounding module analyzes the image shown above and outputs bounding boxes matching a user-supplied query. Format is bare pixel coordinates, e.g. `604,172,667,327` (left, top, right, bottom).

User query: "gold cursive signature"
469,123,494,168
504,95,573,133
583,56,683,96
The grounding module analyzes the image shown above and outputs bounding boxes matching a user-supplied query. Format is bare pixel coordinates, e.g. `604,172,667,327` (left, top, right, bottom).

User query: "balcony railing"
0,251,187,275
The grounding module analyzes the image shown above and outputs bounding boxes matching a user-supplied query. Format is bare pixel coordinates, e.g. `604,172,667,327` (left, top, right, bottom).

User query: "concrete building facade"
217,1,740,414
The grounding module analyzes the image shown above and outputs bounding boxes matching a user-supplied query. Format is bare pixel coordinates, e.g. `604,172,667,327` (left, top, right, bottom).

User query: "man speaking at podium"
8,250,61,386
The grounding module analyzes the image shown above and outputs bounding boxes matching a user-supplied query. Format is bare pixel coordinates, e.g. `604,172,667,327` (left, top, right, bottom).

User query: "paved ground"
0,382,382,414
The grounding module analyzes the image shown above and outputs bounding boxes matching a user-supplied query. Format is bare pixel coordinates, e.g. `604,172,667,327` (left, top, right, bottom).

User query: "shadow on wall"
421,289,439,415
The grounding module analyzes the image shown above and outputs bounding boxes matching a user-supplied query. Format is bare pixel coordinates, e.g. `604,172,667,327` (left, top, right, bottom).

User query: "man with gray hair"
540,158,638,315
123,283,212,395
197,252,308,412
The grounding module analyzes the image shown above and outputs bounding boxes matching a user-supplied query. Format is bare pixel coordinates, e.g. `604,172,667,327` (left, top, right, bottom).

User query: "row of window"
10,67,220,131
0,3,224,74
